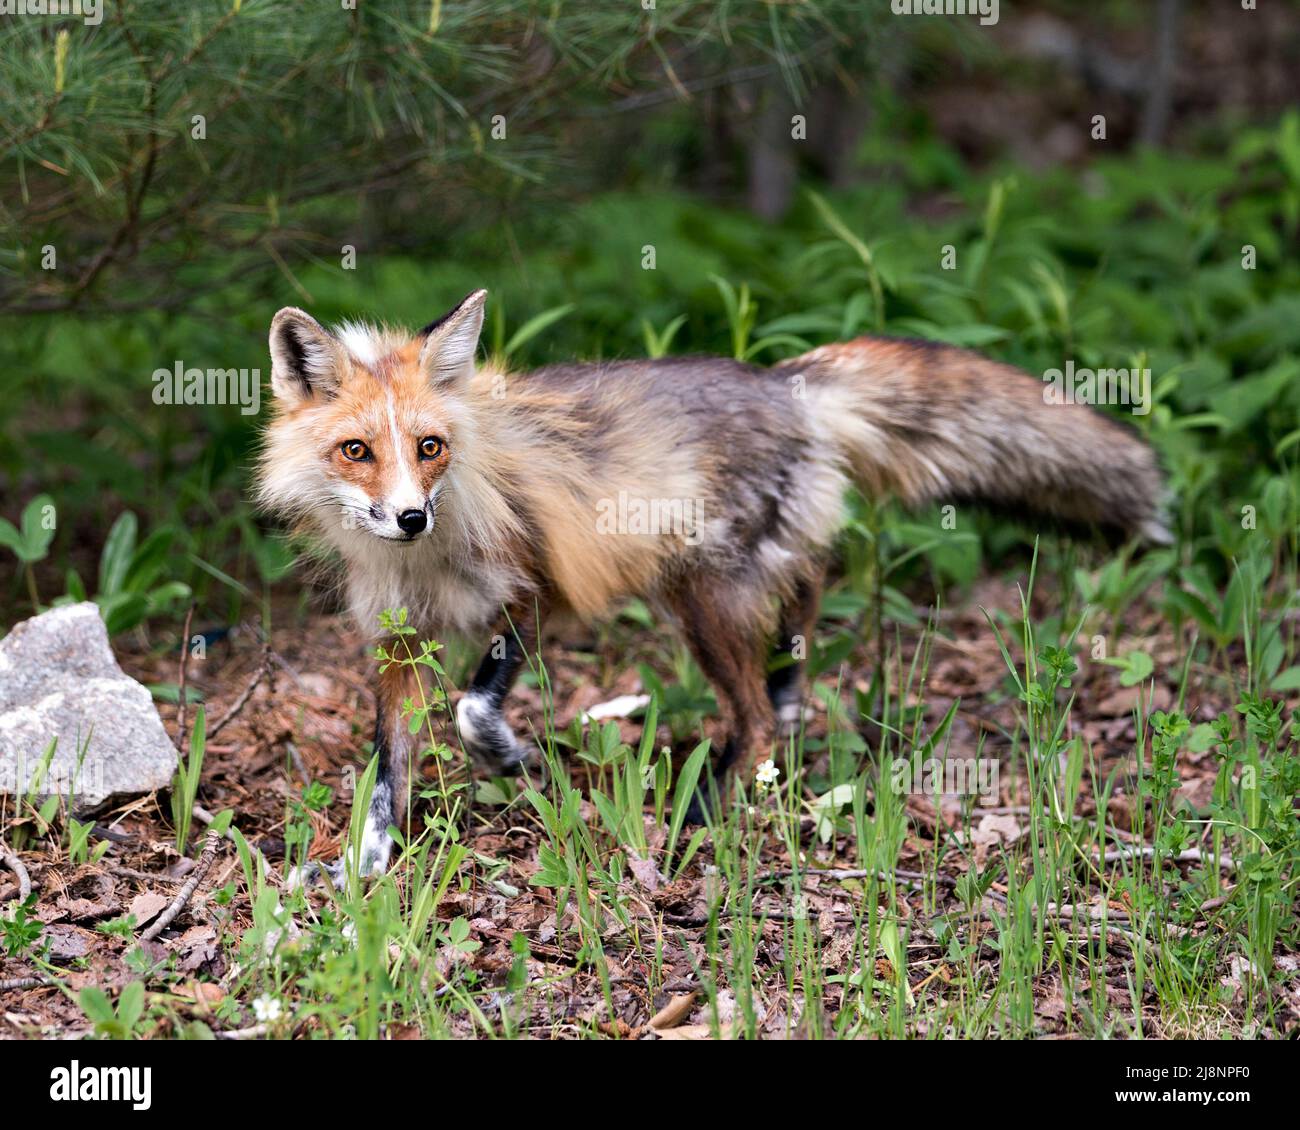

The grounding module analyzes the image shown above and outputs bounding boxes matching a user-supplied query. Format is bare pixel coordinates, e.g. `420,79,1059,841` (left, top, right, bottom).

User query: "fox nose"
396,508,427,536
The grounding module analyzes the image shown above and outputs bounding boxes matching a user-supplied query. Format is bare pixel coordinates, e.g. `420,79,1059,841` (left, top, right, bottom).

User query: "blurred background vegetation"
1,0,1298,640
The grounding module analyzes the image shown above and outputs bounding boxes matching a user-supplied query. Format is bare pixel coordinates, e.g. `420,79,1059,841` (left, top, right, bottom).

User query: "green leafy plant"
0,493,55,609
1,895,44,959
79,982,147,1039
492,302,576,361
8,737,59,852
171,708,205,854
709,275,808,362
67,818,107,866
374,607,462,841
59,511,191,635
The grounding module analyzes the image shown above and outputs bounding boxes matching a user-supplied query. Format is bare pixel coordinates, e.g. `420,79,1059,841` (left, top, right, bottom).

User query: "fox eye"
418,436,444,460
341,440,370,462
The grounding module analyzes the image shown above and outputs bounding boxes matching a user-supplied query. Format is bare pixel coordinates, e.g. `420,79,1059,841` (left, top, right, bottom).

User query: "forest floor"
2,571,1297,1040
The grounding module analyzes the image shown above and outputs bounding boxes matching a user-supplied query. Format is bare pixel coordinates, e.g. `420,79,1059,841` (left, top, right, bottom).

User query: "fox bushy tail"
786,337,1170,544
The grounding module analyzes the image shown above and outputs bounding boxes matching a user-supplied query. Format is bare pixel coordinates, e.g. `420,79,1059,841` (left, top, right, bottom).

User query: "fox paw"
775,700,812,738
286,832,393,890
286,858,346,891
456,693,533,774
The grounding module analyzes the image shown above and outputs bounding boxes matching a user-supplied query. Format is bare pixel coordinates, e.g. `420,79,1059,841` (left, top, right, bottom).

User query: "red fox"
257,289,1167,880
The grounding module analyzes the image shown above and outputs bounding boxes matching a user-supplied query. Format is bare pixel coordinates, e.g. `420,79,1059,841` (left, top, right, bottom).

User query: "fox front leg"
288,663,415,889
456,604,545,773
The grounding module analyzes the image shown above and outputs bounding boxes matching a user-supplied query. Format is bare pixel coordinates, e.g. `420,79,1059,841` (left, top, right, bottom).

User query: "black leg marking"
767,574,822,732
456,608,541,773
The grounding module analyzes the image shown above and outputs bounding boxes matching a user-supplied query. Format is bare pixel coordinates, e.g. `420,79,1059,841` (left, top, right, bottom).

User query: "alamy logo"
3,748,104,801
152,361,262,416
0,0,102,25
1042,360,1151,416
891,756,998,800
49,1061,151,1110
595,491,705,545
891,0,998,27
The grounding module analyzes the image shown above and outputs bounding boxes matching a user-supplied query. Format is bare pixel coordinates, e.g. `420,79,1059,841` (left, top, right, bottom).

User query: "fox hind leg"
767,569,824,736
670,583,775,823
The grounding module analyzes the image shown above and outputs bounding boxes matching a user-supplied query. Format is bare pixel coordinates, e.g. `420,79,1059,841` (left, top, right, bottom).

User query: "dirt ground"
2,576,1296,1039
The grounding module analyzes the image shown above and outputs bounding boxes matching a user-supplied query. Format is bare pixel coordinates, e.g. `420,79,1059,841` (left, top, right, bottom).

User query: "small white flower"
755,759,780,790
252,994,282,1023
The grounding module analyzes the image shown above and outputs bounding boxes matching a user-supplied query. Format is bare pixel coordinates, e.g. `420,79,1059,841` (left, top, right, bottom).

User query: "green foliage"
0,494,55,565
374,606,462,836
1,895,44,959
7,111,1300,629
0,1,881,314
7,737,59,852
1,10,1297,1041
171,707,205,854
45,509,192,634
66,817,107,866
79,982,147,1040
638,651,716,744
0,493,55,609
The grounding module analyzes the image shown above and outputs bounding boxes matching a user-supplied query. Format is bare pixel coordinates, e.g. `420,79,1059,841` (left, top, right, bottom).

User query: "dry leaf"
971,813,1022,865
656,1023,717,1040
129,891,170,927
627,853,661,893
41,923,91,961
647,992,696,1031
176,981,224,1009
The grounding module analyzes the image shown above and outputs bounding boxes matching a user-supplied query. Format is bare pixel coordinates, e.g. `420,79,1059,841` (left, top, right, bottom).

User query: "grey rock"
0,602,178,811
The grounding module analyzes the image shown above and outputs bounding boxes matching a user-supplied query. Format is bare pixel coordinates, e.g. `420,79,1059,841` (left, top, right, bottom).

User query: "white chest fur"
329,528,525,639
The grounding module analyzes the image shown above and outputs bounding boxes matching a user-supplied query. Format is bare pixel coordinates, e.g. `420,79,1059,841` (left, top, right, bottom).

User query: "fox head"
257,289,487,545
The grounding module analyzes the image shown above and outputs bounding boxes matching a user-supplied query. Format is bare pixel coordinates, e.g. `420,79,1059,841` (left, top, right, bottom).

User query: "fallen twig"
768,866,947,884
140,829,220,942
0,976,52,992
284,740,308,785
1,843,32,909
193,804,278,883
208,644,272,739
1098,845,1235,870
1044,903,1192,941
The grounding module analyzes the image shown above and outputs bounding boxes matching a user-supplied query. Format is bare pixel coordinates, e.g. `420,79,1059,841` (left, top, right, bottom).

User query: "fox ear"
417,289,487,386
269,308,347,402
